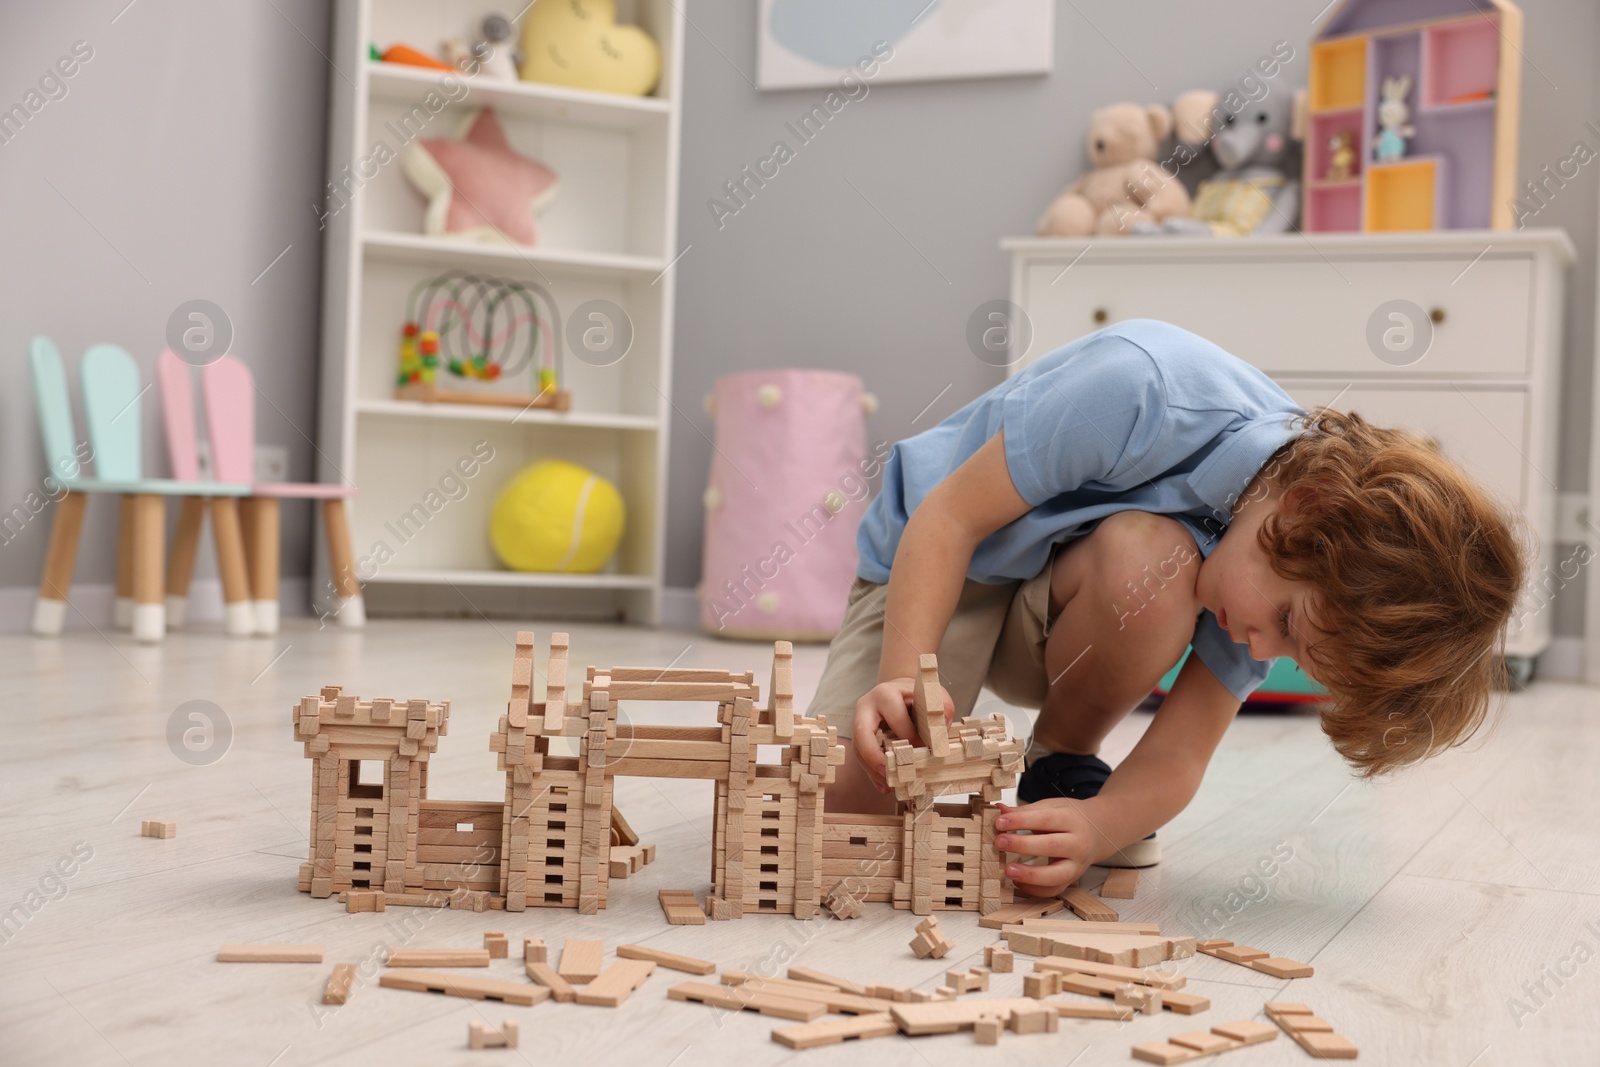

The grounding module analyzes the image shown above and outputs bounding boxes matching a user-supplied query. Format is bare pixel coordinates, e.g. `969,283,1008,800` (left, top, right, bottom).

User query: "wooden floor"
2,618,1594,1065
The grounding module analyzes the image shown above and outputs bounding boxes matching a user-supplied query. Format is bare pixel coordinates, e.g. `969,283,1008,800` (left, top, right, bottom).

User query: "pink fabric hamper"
700,369,875,640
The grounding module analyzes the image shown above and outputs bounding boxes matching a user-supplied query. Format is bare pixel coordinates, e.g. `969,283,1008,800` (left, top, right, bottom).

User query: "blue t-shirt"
856,319,1305,700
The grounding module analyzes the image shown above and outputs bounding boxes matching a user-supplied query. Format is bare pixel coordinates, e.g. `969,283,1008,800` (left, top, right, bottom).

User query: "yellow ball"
490,460,624,573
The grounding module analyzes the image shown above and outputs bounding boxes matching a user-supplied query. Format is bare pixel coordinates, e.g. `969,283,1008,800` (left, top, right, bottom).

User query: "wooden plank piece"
1100,868,1139,899
558,939,604,983
526,961,577,1002
379,969,548,1006
1034,955,1187,990
977,897,1065,930
1059,884,1120,922
617,943,715,975
385,948,490,968
575,958,656,1007
787,964,866,995
668,981,825,1022
322,963,356,1004
218,944,324,963
771,1014,897,1050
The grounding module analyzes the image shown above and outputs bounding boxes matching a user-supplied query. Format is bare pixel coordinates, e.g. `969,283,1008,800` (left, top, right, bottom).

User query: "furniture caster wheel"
1501,655,1535,692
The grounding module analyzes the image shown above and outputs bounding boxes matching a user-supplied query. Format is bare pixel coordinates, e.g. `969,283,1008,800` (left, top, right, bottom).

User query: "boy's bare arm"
876,431,1032,682
996,655,1240,893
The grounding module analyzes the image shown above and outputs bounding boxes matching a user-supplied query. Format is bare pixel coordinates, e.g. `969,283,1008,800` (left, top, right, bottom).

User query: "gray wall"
666,0,1600,638
0,1,330,591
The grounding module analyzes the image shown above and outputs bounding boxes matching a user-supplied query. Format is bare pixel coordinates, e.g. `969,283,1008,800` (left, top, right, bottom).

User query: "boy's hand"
851,678,954,793
994,799,1100,896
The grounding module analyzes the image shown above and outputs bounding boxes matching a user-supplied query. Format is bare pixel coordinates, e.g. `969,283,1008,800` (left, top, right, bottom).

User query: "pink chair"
196,354,363,633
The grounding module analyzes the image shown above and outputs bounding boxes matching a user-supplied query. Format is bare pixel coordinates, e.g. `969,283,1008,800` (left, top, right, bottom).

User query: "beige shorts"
806,555,1057,738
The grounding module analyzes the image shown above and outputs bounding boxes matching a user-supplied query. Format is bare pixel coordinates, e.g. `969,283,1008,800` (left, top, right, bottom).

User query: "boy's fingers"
993,804,1073,832
1009,859,1079,892
995,831,1079,859
876,693,917,745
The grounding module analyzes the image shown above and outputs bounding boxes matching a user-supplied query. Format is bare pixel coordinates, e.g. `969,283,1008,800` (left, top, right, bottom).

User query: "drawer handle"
1430,307,1446,324
1092,308,1108,324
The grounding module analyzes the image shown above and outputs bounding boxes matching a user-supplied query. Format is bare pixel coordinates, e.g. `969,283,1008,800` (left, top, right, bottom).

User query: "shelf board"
1419,97,1495,115
363,567,657,590
1309,178,1362,189
363,231,666,279
366,62,670,131
356,398,659,431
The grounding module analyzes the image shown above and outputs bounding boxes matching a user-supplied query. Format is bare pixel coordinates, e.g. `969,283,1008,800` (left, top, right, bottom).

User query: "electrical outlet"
255,445,289,484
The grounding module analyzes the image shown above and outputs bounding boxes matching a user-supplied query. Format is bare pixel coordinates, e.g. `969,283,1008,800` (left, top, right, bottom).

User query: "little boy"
810,319,1524,897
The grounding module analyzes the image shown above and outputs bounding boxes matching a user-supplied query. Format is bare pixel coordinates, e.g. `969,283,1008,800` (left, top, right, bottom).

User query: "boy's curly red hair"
1261,410,1527,777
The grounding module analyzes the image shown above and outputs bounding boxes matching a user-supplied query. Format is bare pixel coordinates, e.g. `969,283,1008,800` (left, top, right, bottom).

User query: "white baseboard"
660,585,700,630
0,577,310,632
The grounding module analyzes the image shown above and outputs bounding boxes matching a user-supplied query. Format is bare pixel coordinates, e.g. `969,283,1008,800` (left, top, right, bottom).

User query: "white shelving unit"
315,0,683,623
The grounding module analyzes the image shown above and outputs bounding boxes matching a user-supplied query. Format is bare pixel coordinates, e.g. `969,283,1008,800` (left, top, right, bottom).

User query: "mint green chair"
27,337,249,641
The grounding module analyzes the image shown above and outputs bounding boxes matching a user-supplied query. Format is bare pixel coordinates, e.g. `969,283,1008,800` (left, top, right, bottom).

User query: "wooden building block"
380,969,548,1006
1011,918,1163,935
618,944,716,975
1214,945,1270,964
483,932,508,958
1022,971,1060,998
787,965,865,995
558,939,604,983
345,890,385,913
984,942,1014,973
524,937,547,963
1210,1020,1278,1045
525,961,577,1002
973,1017,1003,1045
1034,955,1186,990
1265,1003,1358,1059
140,820,177,839
659,889,707,925
726,977,898,1016
1131,1020,1277,1065
575,958,656,1006
668,981,825,1022
1252,957,1315,979
1100,868,1139,899
1115,983,1163,1014
771,1014,897,1050
1059,884,1120,922
322,963,356,1004
217,944,324,963
1007,1001,1058,1034
909,915,953,959
385,949,490,968
1170,1031,1234,1054
467,1018,519,1049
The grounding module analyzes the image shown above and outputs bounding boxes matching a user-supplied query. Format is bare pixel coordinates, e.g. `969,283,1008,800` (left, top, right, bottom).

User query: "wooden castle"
294,633,1025,919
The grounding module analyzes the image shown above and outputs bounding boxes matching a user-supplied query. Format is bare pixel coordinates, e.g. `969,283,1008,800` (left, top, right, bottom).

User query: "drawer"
1020,255,1532,379
1280,382,1528,513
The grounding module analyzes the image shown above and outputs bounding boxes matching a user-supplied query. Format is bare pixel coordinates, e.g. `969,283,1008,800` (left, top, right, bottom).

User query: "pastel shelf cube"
1364,157,1443,232
1423,17,1501,107
1310,36,1367,112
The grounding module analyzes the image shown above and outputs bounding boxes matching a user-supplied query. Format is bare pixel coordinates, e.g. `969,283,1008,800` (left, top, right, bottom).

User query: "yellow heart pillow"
519,0,661,97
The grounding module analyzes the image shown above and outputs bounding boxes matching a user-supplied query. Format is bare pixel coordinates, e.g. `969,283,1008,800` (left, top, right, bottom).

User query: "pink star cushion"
402,108,559,246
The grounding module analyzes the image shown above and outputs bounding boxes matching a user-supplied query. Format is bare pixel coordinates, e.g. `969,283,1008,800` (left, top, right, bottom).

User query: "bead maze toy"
394,270,570,411
293,634,1025,918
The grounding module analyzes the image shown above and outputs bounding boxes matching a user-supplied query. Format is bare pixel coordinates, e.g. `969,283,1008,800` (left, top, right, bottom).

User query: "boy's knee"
1087,512,1200,631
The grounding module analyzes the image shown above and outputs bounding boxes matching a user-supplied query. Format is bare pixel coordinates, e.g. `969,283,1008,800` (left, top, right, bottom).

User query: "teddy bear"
1036,102,1192,237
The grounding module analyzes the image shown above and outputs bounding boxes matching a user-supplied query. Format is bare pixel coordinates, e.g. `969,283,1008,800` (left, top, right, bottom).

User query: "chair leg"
115,494,135,629
322,498,364,627
130,494,166,643
33,490,88,635
247,496,281,635
209,498,254,637
166,497,206,630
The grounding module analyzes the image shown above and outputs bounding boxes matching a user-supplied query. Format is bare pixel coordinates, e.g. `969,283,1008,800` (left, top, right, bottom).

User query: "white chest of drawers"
1002,230,1575,662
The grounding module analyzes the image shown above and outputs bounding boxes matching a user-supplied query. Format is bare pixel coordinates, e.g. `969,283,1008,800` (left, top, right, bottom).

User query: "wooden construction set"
292,635,1025,920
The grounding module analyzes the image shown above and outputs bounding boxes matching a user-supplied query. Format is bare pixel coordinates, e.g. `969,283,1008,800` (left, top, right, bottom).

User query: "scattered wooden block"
1265,1002,1359,1059
526,961,577,1002
668,981,825,1022
771,1014,897,1050
985,942,1014,973
727,976,898,1016
217,944,324,963
380,969,549,1006
524,937,547,963
483,931,508,959
1115,983,1163,1015
557,939,604,983
618,944,716,976
140,820,177,839
575,958,656,1006
385,949,490,968
609,843,655,879
703,894,735,921
659,889,706,926
1012,918,1163,935
1055,972,1208,1015
1023,971,1060,999
1197,940,1314,979
823,883,864,920
909,915,953,959
1008,929,1194,967
974,1017,1003,1045
1060,884,1120,922
945,967,989,994
787,965,865,994
345,890,385,913
1034,955,1187,990
1131,1020,1277,1065
467,1018,518,1049
1007,1001,1059,1034
1100,868,1139,899
977,898,1065,930
322,963,356,1004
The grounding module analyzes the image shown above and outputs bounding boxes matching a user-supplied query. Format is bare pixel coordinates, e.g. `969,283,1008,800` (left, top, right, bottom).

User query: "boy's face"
1196,478,1322,679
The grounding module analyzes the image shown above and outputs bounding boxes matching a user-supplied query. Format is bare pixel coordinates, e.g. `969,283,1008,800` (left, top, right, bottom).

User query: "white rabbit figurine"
1374,75,1416,162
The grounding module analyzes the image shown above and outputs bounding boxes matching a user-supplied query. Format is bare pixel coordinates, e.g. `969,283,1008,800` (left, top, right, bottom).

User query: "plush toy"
1036,102,1192,237
1374,75,1416,162
1132,88,1302,237
490,459,624,573
518,0,661,97
1327,129,1356,181
443,13,521,82
402,108,559,246
380,44,456,71
1169,89,1222,198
